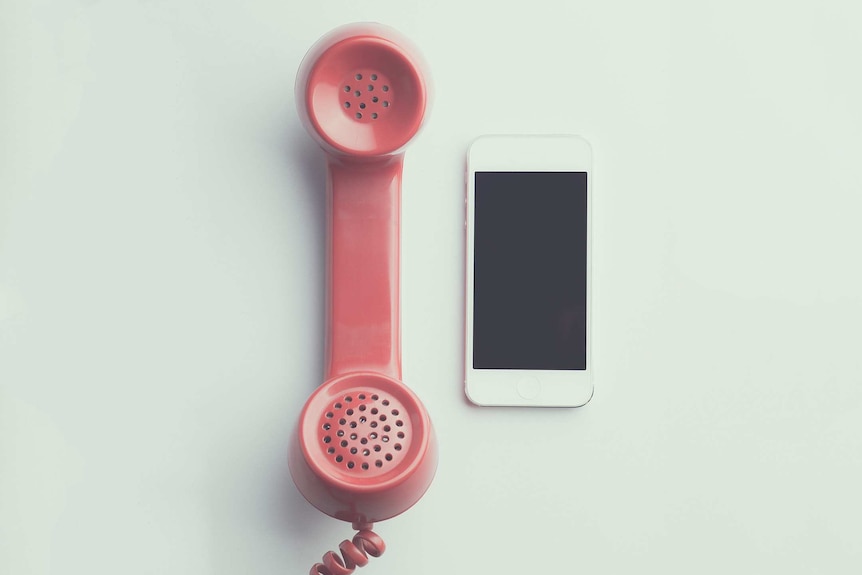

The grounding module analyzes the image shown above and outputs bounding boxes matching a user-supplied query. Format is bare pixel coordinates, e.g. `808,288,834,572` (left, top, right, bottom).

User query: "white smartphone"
465,135,593,407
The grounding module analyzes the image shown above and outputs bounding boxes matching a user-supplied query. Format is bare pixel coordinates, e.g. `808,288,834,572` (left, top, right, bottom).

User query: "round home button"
516,376,541,400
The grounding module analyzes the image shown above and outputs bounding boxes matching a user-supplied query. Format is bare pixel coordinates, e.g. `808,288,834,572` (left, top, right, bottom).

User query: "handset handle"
325,154,403,381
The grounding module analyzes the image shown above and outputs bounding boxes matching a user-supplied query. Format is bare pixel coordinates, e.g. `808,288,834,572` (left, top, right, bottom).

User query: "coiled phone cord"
310,522,386,575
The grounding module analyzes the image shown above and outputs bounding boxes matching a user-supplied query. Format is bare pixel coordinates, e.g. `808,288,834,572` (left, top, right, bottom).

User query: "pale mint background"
2,1,861,573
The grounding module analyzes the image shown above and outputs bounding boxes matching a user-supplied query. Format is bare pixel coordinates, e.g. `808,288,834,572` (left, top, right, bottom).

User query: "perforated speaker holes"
320,392,409,473
342,71,392,122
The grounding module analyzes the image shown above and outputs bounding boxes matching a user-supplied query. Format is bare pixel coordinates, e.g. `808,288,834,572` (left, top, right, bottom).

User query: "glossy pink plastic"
288,23,437,527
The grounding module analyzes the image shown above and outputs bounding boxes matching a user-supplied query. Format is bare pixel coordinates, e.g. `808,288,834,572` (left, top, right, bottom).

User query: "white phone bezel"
464,135,593,407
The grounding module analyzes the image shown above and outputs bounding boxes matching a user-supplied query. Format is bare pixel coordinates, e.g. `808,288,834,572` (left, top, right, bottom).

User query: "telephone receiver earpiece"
288,23,437,574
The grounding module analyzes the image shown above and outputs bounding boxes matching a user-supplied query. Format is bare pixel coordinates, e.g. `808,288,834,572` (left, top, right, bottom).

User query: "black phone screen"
472,171,588,370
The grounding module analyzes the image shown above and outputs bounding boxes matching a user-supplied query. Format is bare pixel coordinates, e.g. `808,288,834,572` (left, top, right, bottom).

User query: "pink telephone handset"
288,23,437,575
